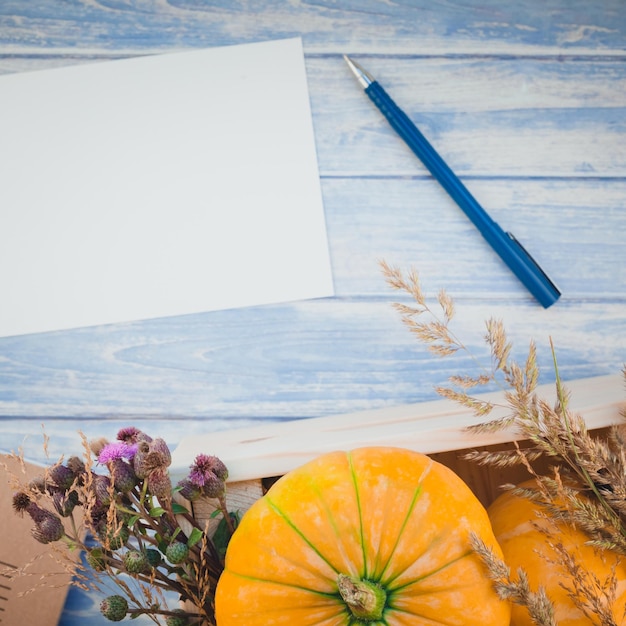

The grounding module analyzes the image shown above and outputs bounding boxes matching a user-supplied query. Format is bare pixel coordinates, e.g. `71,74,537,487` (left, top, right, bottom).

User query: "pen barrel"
365,81,560,308
481,224,561,308
365,82,494,233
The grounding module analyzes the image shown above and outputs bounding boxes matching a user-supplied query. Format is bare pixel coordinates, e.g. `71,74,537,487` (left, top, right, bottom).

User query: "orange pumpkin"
488,480,626,626
215,447,510,625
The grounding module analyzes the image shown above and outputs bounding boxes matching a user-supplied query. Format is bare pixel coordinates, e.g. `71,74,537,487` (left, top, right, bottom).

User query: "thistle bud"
133,441,150,479
147,467,172,501
31,509,65,543
109,458,137,493
100,595,128,622
52,489,79,517
66,455,86,478
165,541,189,565
99,524,129,551
202,474,226,499
145,548,162,567
28,476,47,494
176,478,201,502
47,462,76,491
92,473,113,507
123,549,150,574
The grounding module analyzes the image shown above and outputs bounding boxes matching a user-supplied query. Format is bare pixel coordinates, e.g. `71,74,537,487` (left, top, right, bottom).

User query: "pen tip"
343,55,373,88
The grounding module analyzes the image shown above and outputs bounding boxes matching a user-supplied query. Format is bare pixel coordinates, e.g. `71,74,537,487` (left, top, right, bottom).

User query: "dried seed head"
146,438,172,471
66,455,86,477
133,441,150,479
117,426,151,445
12,491,32,513
147,466,172,501
28,476,47,493
90,437,110,458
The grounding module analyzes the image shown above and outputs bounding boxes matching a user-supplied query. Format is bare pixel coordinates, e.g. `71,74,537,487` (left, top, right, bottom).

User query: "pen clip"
506,231,561,297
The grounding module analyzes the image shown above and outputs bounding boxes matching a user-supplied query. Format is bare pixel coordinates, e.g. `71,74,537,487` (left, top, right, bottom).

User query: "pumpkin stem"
337,573,386,621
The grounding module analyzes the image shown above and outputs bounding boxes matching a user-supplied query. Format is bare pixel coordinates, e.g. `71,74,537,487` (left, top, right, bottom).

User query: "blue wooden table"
1,1,625,624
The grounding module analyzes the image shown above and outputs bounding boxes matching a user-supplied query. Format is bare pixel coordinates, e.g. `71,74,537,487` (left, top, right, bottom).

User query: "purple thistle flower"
188,454,228,486
97,441,138,464
188,454,228,498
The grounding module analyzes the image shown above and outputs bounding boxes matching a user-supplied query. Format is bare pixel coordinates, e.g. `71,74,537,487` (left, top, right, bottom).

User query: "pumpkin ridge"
265,495,341,576
384,604,456,626
374,457,435,584
375,484,423,584
223,570,343,599
347,450,369,580
386,549,473,594
307,477,361,576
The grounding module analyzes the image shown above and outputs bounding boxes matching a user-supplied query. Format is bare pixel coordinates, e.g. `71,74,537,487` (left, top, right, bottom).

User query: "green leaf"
187,527,204,548
128,514,141,527
171,503,189,515
213,511,241,560
149,506,166,518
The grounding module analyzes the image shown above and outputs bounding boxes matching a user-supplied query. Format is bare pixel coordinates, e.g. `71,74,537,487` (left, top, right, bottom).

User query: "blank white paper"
0,38,333,337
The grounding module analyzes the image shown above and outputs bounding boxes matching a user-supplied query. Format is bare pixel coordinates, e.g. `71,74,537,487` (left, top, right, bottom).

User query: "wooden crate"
171,374,624,514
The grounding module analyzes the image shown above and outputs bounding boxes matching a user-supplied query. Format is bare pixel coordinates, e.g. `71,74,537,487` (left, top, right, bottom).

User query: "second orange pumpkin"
488,480,626,626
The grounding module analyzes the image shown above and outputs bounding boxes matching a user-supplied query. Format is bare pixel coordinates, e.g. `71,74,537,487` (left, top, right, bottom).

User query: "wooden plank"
0,1,625,55
322,178,626,296
310,57,626,177
1,56,625,178
169,374,625,483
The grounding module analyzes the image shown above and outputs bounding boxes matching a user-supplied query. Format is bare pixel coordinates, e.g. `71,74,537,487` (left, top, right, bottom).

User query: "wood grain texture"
0,3,624,624
1,1,625,55
0,1,624,464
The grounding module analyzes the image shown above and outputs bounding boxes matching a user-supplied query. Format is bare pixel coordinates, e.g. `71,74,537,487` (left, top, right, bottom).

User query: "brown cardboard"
1,455,75,626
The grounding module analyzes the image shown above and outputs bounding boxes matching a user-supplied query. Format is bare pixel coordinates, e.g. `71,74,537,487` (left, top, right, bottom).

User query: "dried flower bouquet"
7,427,235,625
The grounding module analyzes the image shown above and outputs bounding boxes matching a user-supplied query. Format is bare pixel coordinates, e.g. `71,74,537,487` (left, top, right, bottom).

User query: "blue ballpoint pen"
344,55,561,308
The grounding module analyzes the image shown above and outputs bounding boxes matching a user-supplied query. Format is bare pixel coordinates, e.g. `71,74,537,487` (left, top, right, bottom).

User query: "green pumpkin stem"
337,573,386,621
